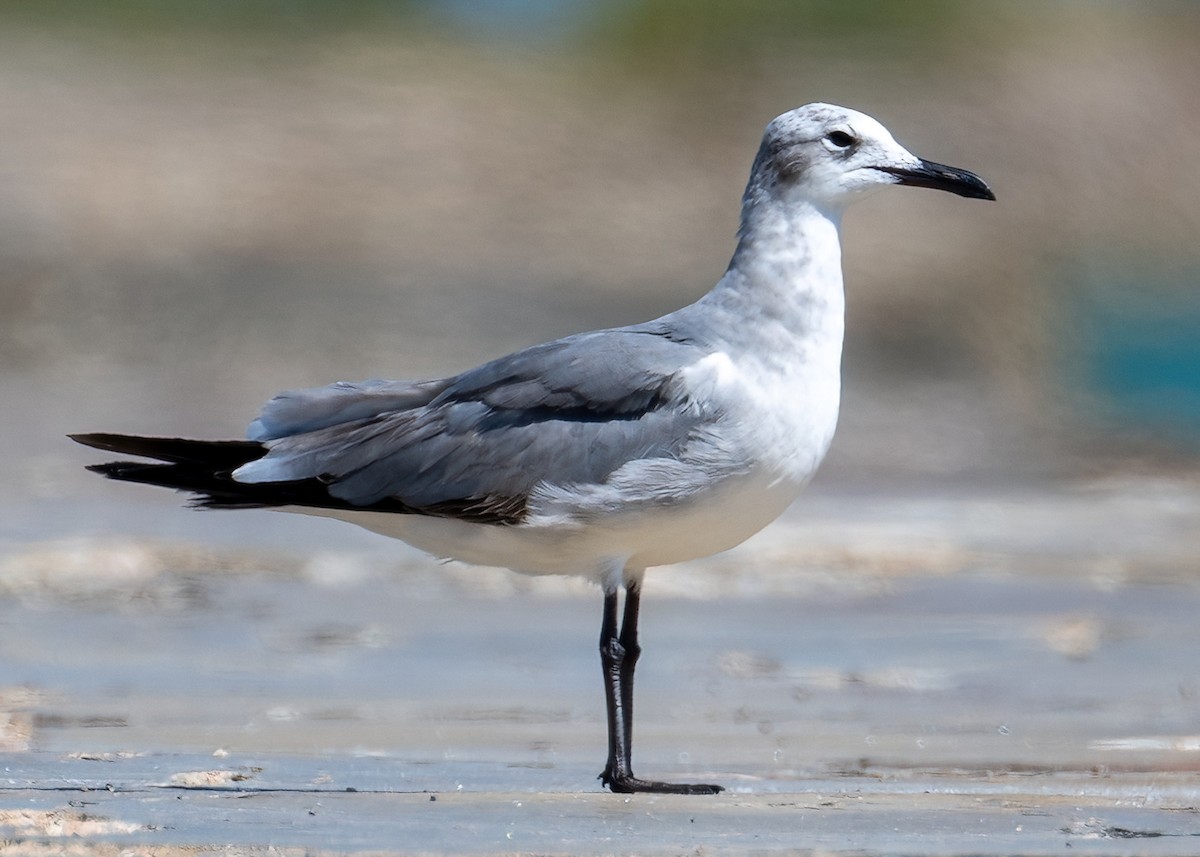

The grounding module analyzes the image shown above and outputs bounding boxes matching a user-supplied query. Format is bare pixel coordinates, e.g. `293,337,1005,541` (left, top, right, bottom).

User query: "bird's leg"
598,581,723,795
599,588,625,784
615,580,641,767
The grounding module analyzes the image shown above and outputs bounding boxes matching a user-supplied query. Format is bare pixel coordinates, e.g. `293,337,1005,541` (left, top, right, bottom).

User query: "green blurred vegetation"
1,0,1193,79
0,0,993,59
591,0,978,68
0,0,420,34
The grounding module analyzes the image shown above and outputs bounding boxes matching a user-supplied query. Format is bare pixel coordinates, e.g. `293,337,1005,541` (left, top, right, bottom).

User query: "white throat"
695,197,846,369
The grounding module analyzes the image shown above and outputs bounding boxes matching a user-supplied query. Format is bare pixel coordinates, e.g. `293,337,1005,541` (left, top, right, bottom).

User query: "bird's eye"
825,130,856,149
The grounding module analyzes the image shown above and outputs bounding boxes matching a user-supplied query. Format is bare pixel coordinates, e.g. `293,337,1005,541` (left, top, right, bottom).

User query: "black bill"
878,159,996,201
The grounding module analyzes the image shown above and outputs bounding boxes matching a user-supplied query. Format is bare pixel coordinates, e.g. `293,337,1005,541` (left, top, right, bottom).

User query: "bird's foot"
600,770,723,795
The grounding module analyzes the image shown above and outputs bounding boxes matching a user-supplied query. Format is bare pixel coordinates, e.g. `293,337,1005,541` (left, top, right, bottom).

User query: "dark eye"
825,130,856,149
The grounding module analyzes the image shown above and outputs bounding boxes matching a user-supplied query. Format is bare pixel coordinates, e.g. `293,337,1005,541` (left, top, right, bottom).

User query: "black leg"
598,582,724,795
616,582,641,768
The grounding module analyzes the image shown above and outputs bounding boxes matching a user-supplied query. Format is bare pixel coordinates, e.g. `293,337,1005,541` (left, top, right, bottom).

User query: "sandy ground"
2,479,1199,854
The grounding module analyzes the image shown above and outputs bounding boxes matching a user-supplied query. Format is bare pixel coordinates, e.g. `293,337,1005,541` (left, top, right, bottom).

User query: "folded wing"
236,328,711,521
78,326,717,526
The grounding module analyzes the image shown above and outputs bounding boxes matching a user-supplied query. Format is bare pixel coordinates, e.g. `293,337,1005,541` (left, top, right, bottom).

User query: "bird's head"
749,103,995,211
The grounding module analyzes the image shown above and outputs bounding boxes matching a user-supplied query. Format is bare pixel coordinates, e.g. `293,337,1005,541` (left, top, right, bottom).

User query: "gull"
72,103,994,794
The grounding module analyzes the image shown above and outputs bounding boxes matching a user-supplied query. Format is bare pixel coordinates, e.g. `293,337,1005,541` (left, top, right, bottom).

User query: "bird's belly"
615,468,803,568
284,468,806,582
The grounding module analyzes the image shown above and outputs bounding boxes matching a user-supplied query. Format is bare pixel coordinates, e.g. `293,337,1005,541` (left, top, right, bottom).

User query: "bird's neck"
697,197,846,358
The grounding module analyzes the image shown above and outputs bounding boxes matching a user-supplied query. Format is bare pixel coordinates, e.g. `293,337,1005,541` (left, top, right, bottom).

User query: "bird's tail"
70,432,280,509
71,432,459,517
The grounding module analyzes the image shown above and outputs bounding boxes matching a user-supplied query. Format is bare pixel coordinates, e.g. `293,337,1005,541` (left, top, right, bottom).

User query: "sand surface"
2,481,1199,854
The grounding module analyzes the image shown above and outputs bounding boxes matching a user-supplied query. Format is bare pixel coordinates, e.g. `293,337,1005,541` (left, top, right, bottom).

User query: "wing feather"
235,327,713,518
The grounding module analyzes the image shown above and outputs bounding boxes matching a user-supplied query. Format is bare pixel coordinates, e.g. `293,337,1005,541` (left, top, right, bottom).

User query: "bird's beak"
878,159,996,201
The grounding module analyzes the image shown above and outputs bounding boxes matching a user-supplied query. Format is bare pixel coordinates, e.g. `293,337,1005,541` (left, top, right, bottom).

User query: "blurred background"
1,0,1199,796
2,0,1198,497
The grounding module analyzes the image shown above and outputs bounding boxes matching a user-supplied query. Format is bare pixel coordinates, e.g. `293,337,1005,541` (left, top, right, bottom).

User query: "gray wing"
248,377,452,441
234,326,716,521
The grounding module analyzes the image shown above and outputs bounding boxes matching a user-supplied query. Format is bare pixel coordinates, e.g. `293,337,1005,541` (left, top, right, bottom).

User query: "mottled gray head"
748,103,995,211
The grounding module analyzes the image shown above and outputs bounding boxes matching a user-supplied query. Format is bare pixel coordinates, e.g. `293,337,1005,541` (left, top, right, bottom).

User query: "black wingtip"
70,432,121,452
70,433,266,467
83,460,154,478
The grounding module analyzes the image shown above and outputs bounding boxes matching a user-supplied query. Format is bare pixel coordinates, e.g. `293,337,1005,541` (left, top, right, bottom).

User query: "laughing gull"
73,103,994,794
